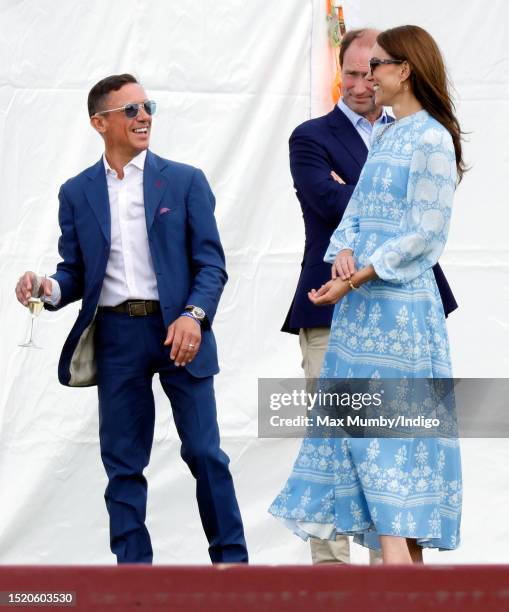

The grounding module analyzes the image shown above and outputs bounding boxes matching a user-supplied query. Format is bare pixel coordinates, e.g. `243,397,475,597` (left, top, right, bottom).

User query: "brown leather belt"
99,300,161,316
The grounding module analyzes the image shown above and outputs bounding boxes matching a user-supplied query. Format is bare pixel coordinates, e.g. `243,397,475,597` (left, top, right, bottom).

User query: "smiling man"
15,74,248,564
281,29,457,565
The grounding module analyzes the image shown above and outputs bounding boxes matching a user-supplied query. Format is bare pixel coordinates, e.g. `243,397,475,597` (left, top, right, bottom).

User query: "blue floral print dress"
269,110,462,551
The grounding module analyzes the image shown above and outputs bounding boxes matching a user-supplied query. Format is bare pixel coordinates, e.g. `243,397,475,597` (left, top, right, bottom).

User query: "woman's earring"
403,83,409,92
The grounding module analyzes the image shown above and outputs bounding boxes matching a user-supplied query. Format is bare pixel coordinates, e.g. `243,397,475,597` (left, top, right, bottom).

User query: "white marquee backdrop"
0,0,507,564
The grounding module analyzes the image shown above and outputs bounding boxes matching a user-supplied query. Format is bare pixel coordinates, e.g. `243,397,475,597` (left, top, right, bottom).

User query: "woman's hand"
308,278,350,306
332,249,356,280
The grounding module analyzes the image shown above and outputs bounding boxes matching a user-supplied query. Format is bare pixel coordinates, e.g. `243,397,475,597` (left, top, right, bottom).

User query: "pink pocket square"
159,207,171,215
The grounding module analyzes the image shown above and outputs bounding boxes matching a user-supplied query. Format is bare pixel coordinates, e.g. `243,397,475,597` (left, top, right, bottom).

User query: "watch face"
192,306,205,320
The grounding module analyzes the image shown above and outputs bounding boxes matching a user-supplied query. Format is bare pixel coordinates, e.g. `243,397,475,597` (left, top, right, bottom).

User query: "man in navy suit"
15,74,248,564
282,29,457,564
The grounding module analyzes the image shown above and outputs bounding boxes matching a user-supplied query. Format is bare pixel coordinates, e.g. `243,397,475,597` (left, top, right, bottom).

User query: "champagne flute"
19,274,45,349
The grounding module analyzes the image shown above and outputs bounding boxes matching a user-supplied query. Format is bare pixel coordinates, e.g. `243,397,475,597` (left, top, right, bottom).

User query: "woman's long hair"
377,25,466,182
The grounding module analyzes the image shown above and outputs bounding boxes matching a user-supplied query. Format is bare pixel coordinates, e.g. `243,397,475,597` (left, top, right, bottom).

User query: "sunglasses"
369,58,404,73
95,100,157,119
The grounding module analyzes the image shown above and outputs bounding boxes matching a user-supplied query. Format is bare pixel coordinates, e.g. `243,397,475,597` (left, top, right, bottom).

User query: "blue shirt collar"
338,98,388,128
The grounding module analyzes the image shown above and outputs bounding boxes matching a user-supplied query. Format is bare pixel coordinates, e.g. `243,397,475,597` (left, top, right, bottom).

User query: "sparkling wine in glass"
19,278,45,349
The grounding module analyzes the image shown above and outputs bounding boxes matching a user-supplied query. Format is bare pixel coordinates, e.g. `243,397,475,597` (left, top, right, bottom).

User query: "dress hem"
270,513,460,552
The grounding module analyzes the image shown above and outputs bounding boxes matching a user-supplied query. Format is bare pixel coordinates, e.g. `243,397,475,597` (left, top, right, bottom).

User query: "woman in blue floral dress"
269,25,465,564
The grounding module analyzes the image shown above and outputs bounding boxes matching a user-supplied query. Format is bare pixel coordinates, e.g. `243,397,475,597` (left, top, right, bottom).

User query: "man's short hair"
339,29,379,67
87,74,139,117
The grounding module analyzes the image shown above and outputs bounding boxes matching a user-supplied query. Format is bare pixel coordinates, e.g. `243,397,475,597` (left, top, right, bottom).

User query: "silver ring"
188,343,195,348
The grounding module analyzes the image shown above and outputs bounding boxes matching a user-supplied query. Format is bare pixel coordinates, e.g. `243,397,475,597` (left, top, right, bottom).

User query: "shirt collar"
103,149,147,176
338,98,388,128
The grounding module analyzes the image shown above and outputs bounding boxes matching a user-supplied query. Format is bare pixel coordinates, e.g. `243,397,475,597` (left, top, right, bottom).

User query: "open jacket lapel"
328,106,369,170
144,150,169,231
83,158,111,245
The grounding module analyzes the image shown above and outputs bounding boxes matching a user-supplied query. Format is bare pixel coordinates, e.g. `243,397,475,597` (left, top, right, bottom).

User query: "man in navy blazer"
281,30,457,564
16,74,248,564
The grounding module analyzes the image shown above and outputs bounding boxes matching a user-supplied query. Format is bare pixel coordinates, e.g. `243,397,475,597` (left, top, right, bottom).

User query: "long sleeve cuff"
324,232,357,264
42,277,62,307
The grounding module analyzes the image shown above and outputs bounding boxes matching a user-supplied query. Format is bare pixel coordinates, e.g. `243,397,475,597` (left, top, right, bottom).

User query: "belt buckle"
128,301,147,316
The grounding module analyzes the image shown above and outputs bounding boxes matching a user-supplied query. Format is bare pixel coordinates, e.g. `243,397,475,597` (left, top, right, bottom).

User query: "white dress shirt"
99,149,158,306
46,149,158,307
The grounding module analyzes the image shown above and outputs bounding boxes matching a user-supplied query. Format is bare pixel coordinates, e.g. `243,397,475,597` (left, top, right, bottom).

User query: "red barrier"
0,565,508,611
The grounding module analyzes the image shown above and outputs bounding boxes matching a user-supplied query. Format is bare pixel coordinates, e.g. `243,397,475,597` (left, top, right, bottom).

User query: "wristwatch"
184,305,206,322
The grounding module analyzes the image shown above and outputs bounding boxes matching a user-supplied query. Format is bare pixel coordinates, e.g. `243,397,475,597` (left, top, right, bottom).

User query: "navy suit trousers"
94,308,248,564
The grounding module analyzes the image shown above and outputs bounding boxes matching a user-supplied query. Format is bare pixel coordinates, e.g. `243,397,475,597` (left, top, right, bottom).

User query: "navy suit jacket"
282,106,458,334
48,150,227,386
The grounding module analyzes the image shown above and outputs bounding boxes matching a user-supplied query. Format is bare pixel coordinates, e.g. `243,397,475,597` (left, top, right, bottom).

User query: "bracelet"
348,277,359,291
180,312,202,325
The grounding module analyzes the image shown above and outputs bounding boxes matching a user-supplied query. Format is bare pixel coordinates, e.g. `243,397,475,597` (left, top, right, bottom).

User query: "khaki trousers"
299,327,382,565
